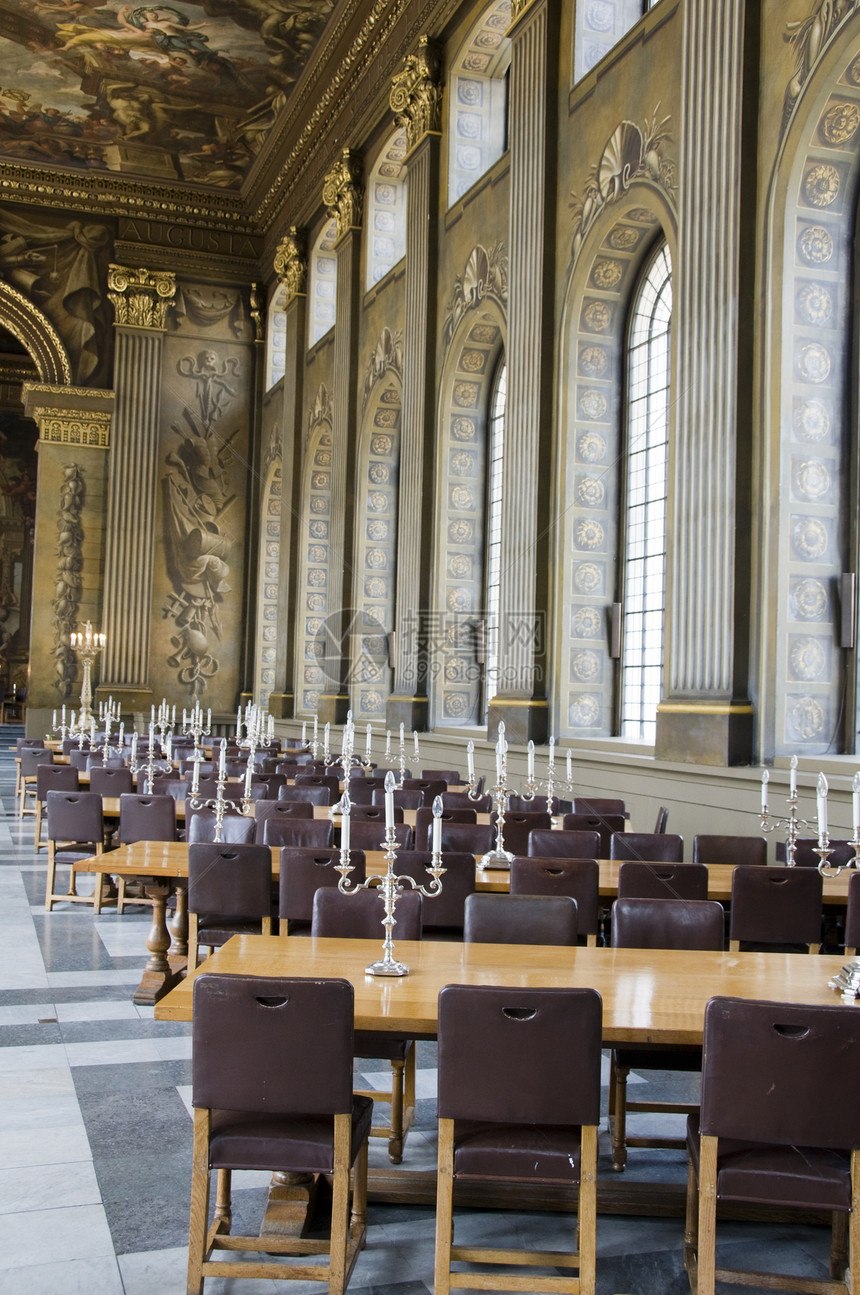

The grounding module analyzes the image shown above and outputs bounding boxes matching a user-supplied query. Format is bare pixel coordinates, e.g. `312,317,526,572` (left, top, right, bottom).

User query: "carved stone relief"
108,264,176,331
52,463,84,699
784,0,858,127
297,384,334,713
274,226,308,301
443,244,508,346
390,36,442,152
363,327,403,410
322,149,363,239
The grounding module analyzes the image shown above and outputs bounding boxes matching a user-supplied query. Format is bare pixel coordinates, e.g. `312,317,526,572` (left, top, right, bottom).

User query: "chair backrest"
17,738,45,751
253,799,313,843
21,747,54,775
371,787,424,810
528,827,601,860
68,749,91,771
561,812,625,856
401,778,447,801
46,789,103,845
775,837,856,869
572,797,626,816
699,996,860,1148
729,865,823,947
262,817,334,849
278,847,367,921
490,810,552,857
251,773,286,799
192,974,355,1116
653,806,669,833
414,806,476,849
611,896,724,950
349,804,404,824
278,784,333,807
441,790,493,812
188,842,272,918
693,834,767,867
507,794,572,814
186,810,256,844
311,886,423,939
846,870,860,951
463,892,578,946
510,856,600,937
439,821,495,856
293,774,340,803
36,763,79,801
118,793,176,843
610,832,684,863
395,850,477,929
342,777,374,804
437,984,602,1127
141,774,185,800
421,769,460,786
349,820,414,852
617,860,709,901
195,778,244,804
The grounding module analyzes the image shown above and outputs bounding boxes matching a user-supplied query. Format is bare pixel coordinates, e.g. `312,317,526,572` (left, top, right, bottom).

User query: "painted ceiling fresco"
0,1,335,189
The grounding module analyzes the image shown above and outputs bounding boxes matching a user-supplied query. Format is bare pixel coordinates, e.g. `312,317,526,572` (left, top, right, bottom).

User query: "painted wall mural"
0,1,334,188
784,0,858,126
51,462,85,700
253,421,282,709
296,383,333,714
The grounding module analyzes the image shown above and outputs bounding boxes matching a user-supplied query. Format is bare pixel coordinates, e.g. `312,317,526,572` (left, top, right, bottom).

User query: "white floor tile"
153,1035,192,1061
0,1203,115,1269
0,1003,55,1026
0,1256,124,1295
120,1245,308,1294
0,1043,68,1073
0,1160,100,1212
63,1038,162,1067
0,1067,75,1100
0,1124,92,1171
54,999,139,1023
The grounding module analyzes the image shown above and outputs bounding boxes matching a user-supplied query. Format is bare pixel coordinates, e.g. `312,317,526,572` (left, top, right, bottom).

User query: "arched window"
307,217,338,348
618,242,672,742
447,1,511,206
265,282,288,391
483,358,506,718
366,127,407,290
574,2,661,83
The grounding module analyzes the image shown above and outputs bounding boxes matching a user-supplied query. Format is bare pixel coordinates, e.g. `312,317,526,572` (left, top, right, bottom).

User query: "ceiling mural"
0,1,335,189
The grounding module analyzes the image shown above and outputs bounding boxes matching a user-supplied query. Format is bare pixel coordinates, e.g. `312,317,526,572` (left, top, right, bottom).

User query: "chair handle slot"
773,1023,810,1037
255,996,289,1008
503,1007,537,1020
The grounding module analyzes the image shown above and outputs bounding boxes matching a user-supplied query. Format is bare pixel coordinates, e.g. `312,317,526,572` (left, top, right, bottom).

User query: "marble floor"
0,728,842,1293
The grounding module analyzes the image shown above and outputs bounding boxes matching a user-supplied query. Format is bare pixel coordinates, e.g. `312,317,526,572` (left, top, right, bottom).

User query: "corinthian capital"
322,149,363,239
107,264,176,330
273,226,307,301
390,35,442,153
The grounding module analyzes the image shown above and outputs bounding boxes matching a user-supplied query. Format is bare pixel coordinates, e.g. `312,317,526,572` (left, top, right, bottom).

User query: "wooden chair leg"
186,1108,211,1295
34,800,43,851
213,1169,232,1232
433,1117,455,1295
388,1056,405,1164
578,1123,598,1295
849,1150,860,1293
328,1113,351,1295
45,843,57,912
350,1138,368,1235
683,1157,698,1281
831,1208,848,1280
610,1053,629,1171
696,1134,719,1295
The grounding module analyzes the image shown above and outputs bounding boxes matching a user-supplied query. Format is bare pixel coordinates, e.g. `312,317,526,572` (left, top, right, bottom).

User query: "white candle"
384,770,395,830
52,709,57,728
790,753,798,798
219,738,227,776
151,704,155,724
761,767,769,812
118,722,125,749
130,732,138,764
302,721,307,743
853,772,860,835
548,736,555,768
817,772,828,838
413,729,419,758
164,731,171,761
385,729,392,757
244,754,253,796
313,714,318,738
526,740,535,779
236,706,242,736
70,710,76,730
432,795,443,855
399,722,405,749
566,749,572,783
148,721,154,747
467,739,475,781
323,721,330,757
495,739,503,782
171,705,176,722
340,789,351,854
365,724,372,759
61,705,66,724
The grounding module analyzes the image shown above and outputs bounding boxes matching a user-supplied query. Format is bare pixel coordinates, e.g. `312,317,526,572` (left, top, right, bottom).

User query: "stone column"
318,151,363,725
98,265,176,714
386,36,442,734
655,0,754,766
22,383,114,735
268,229,308,719
239,284,266,710
487,0,558,744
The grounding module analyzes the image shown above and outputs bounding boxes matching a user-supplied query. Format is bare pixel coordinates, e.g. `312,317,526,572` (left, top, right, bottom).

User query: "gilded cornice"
29,407,111,449
323,150,364,239
0,283,71,385
509,0,538,26
390,36,442,153
107,265,177,330
273,227,307,300
23,382,114,402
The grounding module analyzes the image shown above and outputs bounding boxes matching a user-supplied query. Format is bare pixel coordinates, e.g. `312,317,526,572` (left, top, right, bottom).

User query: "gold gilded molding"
31,407,111,449
0,282,71,385
273,226,307,300
322,149,363,240
390,36,442,153
509,0,538,24
107,265,177,330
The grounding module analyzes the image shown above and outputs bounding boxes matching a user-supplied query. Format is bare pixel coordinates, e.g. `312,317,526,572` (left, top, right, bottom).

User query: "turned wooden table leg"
132,880,185,1006
260,1172,317,1238
169,882,188,958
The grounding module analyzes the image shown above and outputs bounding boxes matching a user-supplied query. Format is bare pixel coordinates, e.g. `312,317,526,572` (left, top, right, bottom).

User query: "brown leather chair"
434,984,602,1295
776,837,856,868
439,821,494,856
18,746,54,817
684,996,860,1295
395,850,477,932
463,892,578,946
420,768,460,786
573,796,626,816
729,864,823,953
441,790,493,812
349,820,413,853
507,793,572,814
278,847,367,931
609,896,725,1172
262,817,334,850
34,763,79,851
413,806,475,850
91,766,136,798
253,798,313,844
610,831,684,862
562,811,625,856
616,860,709,901
312,888,422,1164
194,778,245,804
187,810,256,845
371,786,424,810
694,833,767,866
293,773,340,804
510,856,600,944
250,772,286,799
119,792,176,843
489,809,552,856
44,790,108,914
349,803,404,824
278,784,333,807
343,775,374,804
845,870,860,956
187,842,274,966
528,827,601,859
187,974,371,1294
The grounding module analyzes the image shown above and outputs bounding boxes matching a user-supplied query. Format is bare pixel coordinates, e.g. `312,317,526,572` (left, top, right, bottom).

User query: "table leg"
169,882,188,958
259,1172,317,1239
132,880,185,1006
